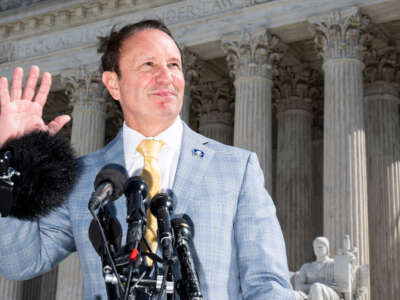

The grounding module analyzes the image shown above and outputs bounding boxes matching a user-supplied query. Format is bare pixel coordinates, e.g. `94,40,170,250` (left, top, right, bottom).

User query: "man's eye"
143,62,153,66
170,62,181,69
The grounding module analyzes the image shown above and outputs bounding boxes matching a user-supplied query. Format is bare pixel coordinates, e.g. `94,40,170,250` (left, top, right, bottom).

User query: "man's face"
103,29,185,134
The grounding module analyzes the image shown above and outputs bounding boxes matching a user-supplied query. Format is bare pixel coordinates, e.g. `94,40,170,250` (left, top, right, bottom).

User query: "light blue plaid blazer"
0,123,294,300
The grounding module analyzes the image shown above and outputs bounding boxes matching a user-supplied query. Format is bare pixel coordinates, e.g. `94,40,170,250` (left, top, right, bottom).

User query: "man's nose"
155,65,173,84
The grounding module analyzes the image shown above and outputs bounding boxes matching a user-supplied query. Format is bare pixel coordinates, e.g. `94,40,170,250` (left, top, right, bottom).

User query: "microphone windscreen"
1,131,79,220
149,192,175,216
94,164,127,201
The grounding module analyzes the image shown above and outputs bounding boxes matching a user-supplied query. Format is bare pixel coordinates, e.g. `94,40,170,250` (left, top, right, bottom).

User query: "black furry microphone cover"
1,131,79,220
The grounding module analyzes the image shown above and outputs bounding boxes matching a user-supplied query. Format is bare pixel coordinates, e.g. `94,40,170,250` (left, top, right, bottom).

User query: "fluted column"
274,66,320,270
192,80,234,145
181,49,202,125
309,8,370,289
66,69,107,155
364,47,400,300
56,68,108,300
0,278,23,300
222,29,280,191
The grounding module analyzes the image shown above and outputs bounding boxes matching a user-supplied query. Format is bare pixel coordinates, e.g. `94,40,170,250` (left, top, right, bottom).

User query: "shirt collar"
123,115,183,155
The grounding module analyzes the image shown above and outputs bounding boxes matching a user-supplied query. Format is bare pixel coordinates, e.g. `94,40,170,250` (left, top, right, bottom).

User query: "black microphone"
150,192,175,262
172,215,203,300
88,207,123,257
88,164,127,211
124,176,148,255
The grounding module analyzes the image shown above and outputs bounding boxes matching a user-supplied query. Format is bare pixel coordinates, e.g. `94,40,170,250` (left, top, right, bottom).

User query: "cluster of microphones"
87,164,203,300
0,134,202,300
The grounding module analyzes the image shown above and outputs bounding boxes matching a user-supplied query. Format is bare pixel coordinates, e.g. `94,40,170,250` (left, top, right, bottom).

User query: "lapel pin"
192,149,205,158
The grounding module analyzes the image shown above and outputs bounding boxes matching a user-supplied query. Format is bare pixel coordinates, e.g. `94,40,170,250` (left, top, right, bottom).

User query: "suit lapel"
173,124,215,214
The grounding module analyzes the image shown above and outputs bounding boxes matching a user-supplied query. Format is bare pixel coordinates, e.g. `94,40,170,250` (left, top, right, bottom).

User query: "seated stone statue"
293,236,369,300
294,236,340,300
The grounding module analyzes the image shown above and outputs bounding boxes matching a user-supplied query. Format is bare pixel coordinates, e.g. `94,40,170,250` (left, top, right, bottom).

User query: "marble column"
56,69,108,300
181,49,202,126
222,29,281,191
364,47,400,300
274,65,320,270
22,269,58,300
66,70,107,155
309,10,370,298
192,80,234,145
0,278,23,300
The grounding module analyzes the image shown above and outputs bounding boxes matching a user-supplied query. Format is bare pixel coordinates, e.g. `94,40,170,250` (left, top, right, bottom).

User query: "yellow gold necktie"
136,139,165,266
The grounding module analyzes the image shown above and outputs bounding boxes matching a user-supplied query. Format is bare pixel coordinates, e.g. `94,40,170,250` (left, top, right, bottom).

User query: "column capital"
273,65,322,113
308,7,371,61
61,67,107,108
221,29,282,79
364,46,400,84
192,79,234,126
182,48,203,84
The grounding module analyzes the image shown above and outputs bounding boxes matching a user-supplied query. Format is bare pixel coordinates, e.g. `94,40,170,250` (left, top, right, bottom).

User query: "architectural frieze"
222,29,281,79
0,0,48,12
308,7,371,61
2,0,278,61
0,0,275,41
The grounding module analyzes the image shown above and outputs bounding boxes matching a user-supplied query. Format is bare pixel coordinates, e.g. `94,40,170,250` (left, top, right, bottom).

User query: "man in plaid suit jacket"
0,20,294,299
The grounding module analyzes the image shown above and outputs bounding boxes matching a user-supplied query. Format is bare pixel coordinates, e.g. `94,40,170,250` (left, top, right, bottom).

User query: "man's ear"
102,71,121,100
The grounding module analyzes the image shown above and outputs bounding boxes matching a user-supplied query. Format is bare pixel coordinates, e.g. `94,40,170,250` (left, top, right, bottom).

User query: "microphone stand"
88,175,203,300
89,205,125,298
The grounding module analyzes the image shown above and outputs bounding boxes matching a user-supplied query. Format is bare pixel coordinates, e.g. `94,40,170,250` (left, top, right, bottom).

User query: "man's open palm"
0,66,70,146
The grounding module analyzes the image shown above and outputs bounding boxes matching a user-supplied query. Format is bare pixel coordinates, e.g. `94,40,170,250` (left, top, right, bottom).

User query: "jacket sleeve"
234,152,295,300
0,203,75,280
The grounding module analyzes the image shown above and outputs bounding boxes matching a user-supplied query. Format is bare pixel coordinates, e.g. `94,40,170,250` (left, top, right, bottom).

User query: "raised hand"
0,66,70,146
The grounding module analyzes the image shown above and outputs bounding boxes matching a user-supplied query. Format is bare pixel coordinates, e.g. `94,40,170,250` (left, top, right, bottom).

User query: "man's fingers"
0,77,10,108
10,67,23,101
22,66,40,101
34,72,51,107
47,115,71,136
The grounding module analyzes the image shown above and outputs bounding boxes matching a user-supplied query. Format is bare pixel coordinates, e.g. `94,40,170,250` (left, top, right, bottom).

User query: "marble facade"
1,0,400,299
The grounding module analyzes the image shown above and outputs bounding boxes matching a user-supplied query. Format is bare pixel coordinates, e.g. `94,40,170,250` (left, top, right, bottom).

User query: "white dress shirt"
122,116,183,191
